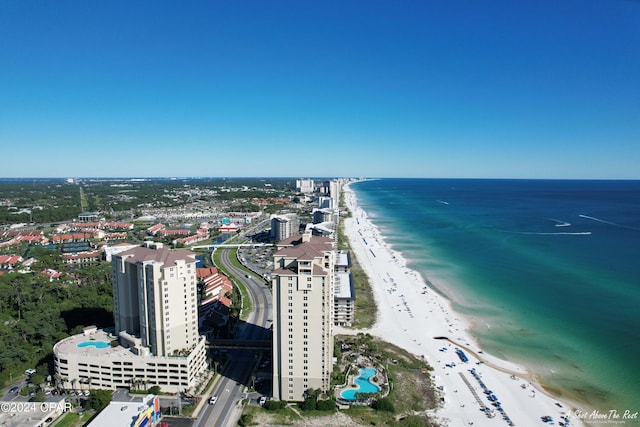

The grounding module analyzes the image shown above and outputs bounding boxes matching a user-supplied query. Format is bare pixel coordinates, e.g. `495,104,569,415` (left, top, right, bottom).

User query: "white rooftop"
87,395,157,427
334,271,354,300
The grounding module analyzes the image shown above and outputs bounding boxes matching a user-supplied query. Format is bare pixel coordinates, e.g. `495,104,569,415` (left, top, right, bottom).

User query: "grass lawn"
337,221,377,329
53,410,93,427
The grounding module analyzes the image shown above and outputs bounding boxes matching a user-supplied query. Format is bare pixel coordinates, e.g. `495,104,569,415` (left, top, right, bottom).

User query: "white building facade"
333,250,355,326
270,213,300,242
296,179,315,194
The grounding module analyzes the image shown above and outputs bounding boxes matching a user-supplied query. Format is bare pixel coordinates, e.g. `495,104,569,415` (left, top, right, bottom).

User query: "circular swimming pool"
340,367,381,400
76,340,110,349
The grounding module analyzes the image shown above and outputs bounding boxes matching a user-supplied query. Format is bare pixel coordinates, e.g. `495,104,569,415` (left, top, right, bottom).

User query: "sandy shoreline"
341,182,587,427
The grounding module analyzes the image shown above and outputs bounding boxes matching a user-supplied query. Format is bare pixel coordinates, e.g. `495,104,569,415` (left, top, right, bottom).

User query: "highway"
194,246,272,427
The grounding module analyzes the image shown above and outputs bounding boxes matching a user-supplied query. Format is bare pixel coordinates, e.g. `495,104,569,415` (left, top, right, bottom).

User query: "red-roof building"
51,233,94,244
103,232,128,241
218,224,239,233
42,268,63,281
0,255,22,270
175,230,209,246
197,267,233,307
158,229,190,238
62,251,101,265
147,224,166,235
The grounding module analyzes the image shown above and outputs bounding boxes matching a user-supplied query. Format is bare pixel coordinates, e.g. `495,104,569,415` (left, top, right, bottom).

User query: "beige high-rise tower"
53,242,206,393
112,242,200,356
271,232,334,401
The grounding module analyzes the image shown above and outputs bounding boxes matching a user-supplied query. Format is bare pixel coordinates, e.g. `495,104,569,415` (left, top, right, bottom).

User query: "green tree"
238,413,253,426
30,373,46,389
301,397,317,411
264,400,286,411
372,397,395,413
85,389,113,411
316,399,336,411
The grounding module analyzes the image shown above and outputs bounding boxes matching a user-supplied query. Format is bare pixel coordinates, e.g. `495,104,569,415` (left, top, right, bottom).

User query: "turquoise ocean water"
351,179,640,412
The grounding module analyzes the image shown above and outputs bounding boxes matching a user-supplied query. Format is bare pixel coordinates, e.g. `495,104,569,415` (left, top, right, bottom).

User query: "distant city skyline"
1,1,639,179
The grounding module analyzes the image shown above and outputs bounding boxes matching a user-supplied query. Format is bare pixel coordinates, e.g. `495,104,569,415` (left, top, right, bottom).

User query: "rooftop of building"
334,271,354,300
87,394,159,427
335,250,351,268
0,396,65,427
53,328,129,358
54,328,204,362
276,234,334,257
117,243,196,267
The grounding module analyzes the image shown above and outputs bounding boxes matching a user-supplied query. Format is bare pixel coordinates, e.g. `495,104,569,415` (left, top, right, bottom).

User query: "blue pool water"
77,340,110,349
340,367,380,400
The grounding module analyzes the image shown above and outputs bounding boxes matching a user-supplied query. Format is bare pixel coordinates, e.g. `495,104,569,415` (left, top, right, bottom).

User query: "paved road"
194,247,272,427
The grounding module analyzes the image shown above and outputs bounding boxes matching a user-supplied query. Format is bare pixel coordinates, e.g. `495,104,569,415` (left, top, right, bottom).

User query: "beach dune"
341,183,586,427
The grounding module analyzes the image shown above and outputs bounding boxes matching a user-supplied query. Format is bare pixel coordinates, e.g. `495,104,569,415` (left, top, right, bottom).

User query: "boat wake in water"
578,214,640,231
548,218,571,227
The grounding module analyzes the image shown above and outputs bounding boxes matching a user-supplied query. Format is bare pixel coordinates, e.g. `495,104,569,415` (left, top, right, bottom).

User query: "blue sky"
1,0,639,179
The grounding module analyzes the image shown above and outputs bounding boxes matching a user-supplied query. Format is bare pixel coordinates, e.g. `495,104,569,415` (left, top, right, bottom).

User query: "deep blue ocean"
351,178,640,412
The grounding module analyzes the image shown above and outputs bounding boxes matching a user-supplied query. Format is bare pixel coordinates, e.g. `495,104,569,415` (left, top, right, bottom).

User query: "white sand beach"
341,183,585,427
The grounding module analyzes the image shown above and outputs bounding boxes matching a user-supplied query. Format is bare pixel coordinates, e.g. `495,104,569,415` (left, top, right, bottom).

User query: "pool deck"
54,329,128,357
335,365,388,402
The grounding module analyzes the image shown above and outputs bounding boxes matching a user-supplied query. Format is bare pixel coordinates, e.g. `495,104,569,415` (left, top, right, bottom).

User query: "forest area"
0,263,114,387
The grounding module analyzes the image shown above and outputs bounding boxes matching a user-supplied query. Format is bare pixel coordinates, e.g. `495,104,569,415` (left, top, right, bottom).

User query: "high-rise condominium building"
296,179,315,194
112,242,200,356
270,213,300,242
54,242,206,393
271,232,334,401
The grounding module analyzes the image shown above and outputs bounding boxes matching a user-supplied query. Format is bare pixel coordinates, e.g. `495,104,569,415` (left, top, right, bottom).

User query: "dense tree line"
0,178,299,225
0,264,114,387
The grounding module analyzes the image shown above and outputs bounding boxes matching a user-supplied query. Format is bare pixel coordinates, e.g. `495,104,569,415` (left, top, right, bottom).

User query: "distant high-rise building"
271,232,334,401
296,179,315,194
329,180,341,210
318,196,333,209
312,208,334,224
270,213,300,242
